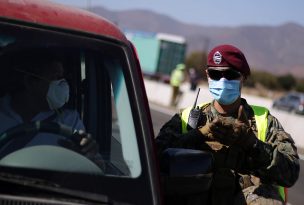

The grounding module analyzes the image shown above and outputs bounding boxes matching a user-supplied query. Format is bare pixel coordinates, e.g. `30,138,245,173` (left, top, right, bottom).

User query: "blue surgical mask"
208,78,240,105
46,79,70,110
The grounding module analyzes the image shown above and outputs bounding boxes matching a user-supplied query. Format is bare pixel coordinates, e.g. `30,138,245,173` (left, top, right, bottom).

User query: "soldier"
156,44,300,205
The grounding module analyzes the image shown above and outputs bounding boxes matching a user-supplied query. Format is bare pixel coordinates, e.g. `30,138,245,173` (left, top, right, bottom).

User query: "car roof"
286,92,304,99
0,0,128,43
288,92,304,96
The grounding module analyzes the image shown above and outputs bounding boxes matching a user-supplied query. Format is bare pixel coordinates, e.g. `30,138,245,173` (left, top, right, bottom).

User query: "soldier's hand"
209,116,239,145
233,106,258,150
199,116,237,145
198,121,214,140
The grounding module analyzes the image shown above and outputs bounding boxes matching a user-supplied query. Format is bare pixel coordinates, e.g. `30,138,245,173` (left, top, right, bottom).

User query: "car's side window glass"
290,96,299,101
81,52,141,178
109,61,141,177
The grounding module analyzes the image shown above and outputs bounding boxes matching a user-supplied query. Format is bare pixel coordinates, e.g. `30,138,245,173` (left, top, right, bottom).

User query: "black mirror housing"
160,148,213,196
160,148,213,176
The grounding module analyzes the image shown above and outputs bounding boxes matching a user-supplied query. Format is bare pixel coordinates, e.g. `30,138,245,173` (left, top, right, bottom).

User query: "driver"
0,50,98,159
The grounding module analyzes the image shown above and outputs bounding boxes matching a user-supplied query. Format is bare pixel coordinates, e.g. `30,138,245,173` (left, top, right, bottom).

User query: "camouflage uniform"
156,98,300,205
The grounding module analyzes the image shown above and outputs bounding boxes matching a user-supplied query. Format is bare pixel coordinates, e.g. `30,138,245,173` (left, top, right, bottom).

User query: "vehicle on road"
0,1,212,205
272,92,304,114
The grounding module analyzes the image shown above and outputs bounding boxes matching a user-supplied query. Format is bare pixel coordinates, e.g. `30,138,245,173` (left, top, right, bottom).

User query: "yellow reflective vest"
181,103,287,203
170,68,184,87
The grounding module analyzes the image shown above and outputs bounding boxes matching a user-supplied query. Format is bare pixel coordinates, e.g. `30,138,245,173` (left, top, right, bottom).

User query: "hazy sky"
52,0,303,27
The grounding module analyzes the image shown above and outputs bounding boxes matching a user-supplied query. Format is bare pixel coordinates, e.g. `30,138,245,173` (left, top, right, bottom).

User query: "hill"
89,6,304,77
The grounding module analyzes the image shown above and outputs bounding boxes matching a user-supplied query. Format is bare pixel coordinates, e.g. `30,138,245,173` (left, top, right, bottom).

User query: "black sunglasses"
207,68,242,80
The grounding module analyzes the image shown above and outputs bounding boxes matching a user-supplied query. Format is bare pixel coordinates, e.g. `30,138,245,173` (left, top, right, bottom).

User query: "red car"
0,1,212,204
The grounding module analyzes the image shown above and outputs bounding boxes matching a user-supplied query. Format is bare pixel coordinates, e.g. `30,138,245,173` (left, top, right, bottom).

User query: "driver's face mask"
14,68,69,110
46,79,70,110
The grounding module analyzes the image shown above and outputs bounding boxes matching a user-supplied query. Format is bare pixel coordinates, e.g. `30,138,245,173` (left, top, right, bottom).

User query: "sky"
52,0,304,27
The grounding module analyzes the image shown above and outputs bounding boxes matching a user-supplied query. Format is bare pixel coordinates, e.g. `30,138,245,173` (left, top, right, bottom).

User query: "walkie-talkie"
187,88,201,129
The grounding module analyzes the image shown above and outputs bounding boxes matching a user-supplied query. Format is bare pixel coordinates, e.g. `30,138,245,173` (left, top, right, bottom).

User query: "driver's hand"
57,130,99,158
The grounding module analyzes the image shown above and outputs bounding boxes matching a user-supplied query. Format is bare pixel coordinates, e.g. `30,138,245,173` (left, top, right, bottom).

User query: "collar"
210,98,253,118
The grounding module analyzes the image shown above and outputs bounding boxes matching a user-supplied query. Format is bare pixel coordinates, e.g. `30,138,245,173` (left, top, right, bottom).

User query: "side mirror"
160,148,213,196
160,148,213,176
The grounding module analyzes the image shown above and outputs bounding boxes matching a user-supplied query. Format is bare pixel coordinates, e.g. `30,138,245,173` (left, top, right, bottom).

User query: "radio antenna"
192,88,200,109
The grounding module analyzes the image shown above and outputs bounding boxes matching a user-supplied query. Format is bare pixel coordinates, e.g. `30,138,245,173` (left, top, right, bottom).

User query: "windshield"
0,21,143,198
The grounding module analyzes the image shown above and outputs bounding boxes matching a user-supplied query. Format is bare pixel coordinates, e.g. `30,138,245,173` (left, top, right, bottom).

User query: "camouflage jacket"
155,98,299,188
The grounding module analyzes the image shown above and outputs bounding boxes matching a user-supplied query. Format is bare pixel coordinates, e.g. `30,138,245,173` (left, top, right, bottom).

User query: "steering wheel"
0,121,103,174
0,121,77,148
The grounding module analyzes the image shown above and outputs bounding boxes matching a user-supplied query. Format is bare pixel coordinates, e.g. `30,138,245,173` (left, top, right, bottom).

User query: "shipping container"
125,30,187,79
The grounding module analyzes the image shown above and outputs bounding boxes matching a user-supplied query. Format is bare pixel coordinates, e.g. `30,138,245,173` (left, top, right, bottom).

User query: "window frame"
0,19,161,205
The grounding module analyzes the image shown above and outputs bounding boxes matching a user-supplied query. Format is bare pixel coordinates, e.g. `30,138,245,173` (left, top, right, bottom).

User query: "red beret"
207,44,250,77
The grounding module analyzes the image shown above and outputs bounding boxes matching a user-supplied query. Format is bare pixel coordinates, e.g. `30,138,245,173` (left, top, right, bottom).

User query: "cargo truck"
125,30,187,81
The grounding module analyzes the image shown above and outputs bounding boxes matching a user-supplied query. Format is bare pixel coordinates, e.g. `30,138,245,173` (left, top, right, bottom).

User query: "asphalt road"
150,107,303,205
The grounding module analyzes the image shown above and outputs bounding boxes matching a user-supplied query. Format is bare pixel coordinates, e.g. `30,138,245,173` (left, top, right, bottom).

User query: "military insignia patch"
213,51,222,64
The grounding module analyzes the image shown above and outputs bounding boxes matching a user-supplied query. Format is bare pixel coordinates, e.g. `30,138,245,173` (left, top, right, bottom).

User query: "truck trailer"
125,30,187,80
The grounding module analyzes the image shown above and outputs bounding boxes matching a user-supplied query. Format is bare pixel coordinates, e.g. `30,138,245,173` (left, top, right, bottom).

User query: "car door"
0,14,162,205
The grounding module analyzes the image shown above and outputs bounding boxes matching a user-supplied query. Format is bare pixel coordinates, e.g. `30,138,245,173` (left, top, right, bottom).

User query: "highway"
150,106,303,205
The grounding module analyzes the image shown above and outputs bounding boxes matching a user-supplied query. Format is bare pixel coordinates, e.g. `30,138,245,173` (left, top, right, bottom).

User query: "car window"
0,20,143,186
289,95,300,101
80,53,141,177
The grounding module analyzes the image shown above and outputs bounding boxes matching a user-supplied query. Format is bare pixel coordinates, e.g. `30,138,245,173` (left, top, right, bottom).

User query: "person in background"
189,67,199,91
156,44,299,205
170,63,185,107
